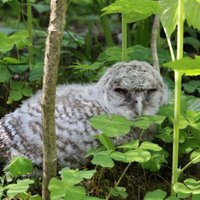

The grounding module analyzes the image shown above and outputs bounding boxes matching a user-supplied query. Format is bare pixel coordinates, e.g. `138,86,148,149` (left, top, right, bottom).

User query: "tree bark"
41,0,66,199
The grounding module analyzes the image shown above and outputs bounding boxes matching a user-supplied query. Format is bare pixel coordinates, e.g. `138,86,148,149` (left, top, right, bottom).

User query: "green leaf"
184,178,200,191
159,0,178,36
102,0,159,24
118,140,139,149
139,141,162,151
190,149,200,164
3,57,21,64
96,134,114,150
29,64,44,81
0,65,10,82
22,86,33,97
0,32,13,52
155,127,173,143
9,30,31,49
165,196,180,200
78,170,96,180
124,149,151,163
132,115,166,129
10,81,24,90
144,189,167,200
173,182,192,197
184,37,200,52
180,138,199,154
29,195,42,200
9,90,22,101
5,179,34,198
90,114,132,137
142,150,168,172
60,169,83,186
91,155,114,168
110,151,127,162
5,157,33,177
185,0,200,31
65,186,86,200
163,57,200,76
8,64,29,73
0,186,3,199
49,178,66,200
183,80,200,93
111,186,128,198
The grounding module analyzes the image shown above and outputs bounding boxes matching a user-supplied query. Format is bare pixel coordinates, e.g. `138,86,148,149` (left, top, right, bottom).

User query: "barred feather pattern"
0,61,168,168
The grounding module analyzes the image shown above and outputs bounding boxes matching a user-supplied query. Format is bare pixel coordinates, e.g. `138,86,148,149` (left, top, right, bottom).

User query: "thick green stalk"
171,0,184,196
27,0,33,69
121,14,127,61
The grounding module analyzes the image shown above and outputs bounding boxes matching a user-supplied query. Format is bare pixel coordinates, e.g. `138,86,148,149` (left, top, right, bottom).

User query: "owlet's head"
97,60,168,119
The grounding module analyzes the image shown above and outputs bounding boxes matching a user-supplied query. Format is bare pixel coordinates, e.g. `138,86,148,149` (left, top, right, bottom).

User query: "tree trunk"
41,0,66,199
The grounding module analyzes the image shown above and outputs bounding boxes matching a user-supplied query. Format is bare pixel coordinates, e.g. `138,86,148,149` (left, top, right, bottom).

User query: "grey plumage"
0,61,168,168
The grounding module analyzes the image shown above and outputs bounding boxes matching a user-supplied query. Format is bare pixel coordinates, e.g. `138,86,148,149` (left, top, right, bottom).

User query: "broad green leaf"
188,98,200,111
91,155,114,168
185,0,200,31
184,178,200,191
155,127,173,143
118,140,139,149
190,149,200,164
90,114,132,137
29,65,44,81
102,0,159,24
163,57,200,76
165,197,180,200
0,32,13,52
132,115,166,129
111,186,128,198
159,0,178,37
84,197,104,200
8,64,29,73
110,151,127,162
184,37,200,52
9,90,22,101
96,134,114,150
3,57,21,64
124,149,151,163
9,30,31,49
60,169,83,186
49,178,66,200
192,194,200,200
173,182,192,197
0,65,10,82
144,189,167,200
78,170,96,180
65,186,86,200
179,138,199,154
185,110,200,124
22,86,33,97
142,150,168,172
5,179,34,198
183,80,200,94
139,141,162,151
29,195,42,200
5,157,33,177
10,81,24,90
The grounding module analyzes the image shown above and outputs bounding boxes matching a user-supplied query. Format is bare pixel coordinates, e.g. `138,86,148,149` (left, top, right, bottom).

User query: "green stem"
105,163,131,200
27,0,33,69
121,14,127,61
171,0,184,196
178,155,200,177
164,28,175,61
100,15,114,47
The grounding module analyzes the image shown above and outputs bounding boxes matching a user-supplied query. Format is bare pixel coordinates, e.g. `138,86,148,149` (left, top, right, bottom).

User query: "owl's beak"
135,96,143,117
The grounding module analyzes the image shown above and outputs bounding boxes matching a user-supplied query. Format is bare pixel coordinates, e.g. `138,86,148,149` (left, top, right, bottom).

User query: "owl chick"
0,61,168,168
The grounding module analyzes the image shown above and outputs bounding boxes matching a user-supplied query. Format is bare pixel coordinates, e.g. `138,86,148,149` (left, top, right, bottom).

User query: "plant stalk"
171,0,184,196
121,14,127,61
27,0,33,69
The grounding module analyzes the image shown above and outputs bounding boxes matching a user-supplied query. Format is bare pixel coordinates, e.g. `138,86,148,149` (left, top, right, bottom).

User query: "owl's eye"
114,88,129,95
148,88,158,92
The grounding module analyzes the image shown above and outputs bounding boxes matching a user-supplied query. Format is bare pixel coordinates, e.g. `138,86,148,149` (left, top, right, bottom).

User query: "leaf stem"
121,14,127,61
105,163,131,200
171,0,184,196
